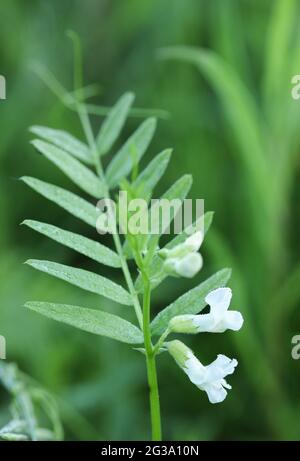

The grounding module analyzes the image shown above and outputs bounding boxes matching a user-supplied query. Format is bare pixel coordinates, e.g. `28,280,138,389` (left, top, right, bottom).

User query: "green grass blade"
211,0,249,82
159,46,267,204
263,0,296,107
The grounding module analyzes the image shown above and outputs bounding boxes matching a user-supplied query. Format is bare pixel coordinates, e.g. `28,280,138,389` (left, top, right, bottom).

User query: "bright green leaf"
145,174,193,251
22,220,121,268
133,149,172,197
122,149,173,258
30,125,92,164
31,140,104,198
25,259,132,306
106,118,156,188
21,177,98,228
96,92,135,156
26,302,143,344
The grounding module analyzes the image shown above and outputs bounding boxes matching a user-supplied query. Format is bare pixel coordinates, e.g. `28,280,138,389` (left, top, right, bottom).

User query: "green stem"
153,328,170,355
85,103,170,120
76,103,143,329
142,274,162,441
76,98,160,439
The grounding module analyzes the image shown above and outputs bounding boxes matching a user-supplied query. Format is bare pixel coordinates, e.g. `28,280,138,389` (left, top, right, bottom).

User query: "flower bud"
184,231,203,252
163,252,202,278
169,314,200,334
159,231,204,279
158,243,188,260
174,252,203,278
166,340,191,368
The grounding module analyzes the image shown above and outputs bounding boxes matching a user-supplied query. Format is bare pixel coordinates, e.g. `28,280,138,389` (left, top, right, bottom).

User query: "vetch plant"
22,34,243,440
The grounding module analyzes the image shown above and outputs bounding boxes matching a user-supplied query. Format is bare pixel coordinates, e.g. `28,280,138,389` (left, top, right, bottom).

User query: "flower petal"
205,287,232,317
205,383,228,404
185,231,204,252
193,313,217,332
205,354,238,382
223,310,244,331
221,378,232,390
184,352,206,385
175,252,203,278
214,354,238,375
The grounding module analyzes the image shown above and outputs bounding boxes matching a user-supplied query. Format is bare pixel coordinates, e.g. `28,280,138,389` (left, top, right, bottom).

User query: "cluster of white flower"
159,231,204,278
159,232,244,404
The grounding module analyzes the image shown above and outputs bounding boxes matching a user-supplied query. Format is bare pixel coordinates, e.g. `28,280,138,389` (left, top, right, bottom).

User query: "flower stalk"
142,273,162,441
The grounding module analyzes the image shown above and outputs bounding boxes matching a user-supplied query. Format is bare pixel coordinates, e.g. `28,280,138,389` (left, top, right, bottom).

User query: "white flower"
167,340,238,404
182,231,204,252
159,231,204,279
170,287,243,333
164,252,203,278
185,352,238,403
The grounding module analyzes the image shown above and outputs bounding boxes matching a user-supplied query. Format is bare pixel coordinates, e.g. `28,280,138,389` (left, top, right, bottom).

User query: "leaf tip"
30,139,43,150
24,301,38,312
222,267,232,280
29,125,40,134
183,173,193,186
20,176,34,188
24,259,34,266
147,117,157,130
165,148,173,157
124,91,135,103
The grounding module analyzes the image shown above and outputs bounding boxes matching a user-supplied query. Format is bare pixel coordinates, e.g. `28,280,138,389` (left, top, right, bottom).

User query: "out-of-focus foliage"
1,0,300,440
0,361,63,441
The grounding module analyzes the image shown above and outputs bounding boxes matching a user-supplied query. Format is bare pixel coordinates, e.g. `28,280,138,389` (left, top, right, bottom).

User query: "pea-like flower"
169,287,244,333
159,231,203,278
167,340,238,404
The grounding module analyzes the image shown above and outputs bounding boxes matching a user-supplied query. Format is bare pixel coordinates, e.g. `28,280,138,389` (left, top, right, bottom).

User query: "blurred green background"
1,0,300,440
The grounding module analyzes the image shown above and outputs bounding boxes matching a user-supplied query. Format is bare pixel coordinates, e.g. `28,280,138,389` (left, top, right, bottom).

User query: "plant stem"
153,328,170,355
76,100,161,439
142,274,162,441
77,103,143,329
